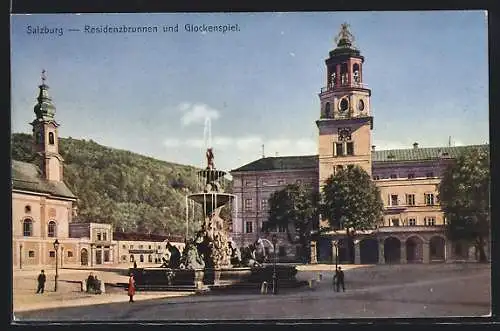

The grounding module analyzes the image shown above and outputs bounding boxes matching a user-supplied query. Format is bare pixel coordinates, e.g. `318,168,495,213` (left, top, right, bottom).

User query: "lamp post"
271,234,278,295
53,239,60,292
333,240,339,271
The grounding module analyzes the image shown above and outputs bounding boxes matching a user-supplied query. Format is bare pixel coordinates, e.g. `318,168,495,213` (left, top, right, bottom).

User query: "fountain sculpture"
130,147,301,291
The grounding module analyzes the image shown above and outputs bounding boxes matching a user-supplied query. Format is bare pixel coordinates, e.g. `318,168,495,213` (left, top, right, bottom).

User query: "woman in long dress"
128,273,136,302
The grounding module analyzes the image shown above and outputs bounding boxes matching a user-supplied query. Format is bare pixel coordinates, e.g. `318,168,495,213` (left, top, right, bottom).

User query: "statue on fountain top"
206,148,215,170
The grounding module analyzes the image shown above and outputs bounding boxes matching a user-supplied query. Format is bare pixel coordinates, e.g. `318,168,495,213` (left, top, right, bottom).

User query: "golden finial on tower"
334,22,355,48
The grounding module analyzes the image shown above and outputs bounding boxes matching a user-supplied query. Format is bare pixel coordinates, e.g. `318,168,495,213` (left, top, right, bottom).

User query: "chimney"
413,142,419,149
371,145,376,152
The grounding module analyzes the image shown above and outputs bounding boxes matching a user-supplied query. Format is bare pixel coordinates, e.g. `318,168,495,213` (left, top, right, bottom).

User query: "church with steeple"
230,23,490,265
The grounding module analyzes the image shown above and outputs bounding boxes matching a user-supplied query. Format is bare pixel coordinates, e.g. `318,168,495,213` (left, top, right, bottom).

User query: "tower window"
353,63,360,83
324,102,331,118
49,132,55,145
335,143,344,156
47,220,57,237
346,142,354,155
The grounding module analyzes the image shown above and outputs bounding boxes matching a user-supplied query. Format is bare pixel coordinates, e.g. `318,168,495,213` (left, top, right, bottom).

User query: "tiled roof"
372,145,488,163
11,160,77,199
113,231,184,242
230,144,489,172
231,155,318,172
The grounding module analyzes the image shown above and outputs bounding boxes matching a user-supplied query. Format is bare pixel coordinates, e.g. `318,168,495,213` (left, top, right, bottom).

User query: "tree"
438,147,490,262
264,183,319,262
321,166,384,261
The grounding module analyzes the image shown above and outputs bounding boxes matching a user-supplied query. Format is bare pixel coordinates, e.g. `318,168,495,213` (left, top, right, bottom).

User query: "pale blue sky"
10,11,489,171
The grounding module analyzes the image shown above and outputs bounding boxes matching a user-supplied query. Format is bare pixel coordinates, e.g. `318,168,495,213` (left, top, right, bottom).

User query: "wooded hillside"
11,133,220,236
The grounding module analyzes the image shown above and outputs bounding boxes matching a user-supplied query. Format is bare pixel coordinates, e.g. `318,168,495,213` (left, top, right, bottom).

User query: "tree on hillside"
438,147,490,262
263,183,319,262
321,165,384,261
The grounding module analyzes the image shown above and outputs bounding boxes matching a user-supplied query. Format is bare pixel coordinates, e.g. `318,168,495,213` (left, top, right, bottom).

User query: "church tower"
30,70,64,182
317,23,373,186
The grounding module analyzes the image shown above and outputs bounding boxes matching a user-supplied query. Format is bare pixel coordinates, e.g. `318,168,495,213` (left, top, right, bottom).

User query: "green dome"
34,83,56,120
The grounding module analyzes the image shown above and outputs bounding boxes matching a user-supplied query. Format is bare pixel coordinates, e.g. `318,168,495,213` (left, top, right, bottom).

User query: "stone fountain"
130,148,301,292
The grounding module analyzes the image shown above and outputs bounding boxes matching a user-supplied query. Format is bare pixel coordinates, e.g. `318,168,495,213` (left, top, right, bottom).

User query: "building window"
408,218,416,226
407,173,415,179
277,180,284,185
325,102,331,118
130,255,134,262
48,132,55,145
391,218,400,227
425,193,435,205
97,233,102,241
25,205,31,213
424,217,436,226
47,220,57,237
130,245,134,249
245,222,253,233
279,246,286,257
103,232,107,241
335,165,344,175
426,172,434,178
139,245,144,249
28,251,35,258
373,175,380,180
244,199,253,211
140,254,144,262
148,254,153,263
122,255,127,261
23,219,33,237
335,143,344,156
390,174,397,179
406,194,415,206
346,142,354,155
49,251,55,258
390,194,398,206
104,250,110,262
67,251,73,258
260,199,268,211
278,225,286,233
122,245,126,249
149,245,152,249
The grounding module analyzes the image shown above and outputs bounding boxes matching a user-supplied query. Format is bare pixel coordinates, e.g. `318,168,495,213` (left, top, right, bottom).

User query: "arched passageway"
429,236,446,262
338,238,355,264
80,248,88,266
384,237,401,264
359,238,379,264
406,236,423,263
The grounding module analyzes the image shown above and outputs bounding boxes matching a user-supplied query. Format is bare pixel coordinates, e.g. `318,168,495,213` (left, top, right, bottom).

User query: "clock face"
338,127,351,141
358,99,365,111
339,98,349,112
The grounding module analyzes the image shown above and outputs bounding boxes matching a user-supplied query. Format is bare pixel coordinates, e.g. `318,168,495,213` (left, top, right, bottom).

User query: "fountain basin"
187,192,235,209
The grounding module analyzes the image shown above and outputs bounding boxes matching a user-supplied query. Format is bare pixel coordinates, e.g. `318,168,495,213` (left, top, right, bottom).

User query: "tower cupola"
33,70,56,121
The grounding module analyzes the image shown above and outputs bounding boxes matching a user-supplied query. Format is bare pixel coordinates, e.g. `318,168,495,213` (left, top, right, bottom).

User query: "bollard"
261,281,268,294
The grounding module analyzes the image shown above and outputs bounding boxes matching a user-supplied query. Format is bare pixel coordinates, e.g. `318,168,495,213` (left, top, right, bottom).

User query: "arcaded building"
230,24,489,264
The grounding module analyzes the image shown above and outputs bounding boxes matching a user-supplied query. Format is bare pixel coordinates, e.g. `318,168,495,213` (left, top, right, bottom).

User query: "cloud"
179,103,220,126
373,140,411,151
235,135,263,150
163,138,181,147
289,52,295,57
185,139,204,148
213,136,233,146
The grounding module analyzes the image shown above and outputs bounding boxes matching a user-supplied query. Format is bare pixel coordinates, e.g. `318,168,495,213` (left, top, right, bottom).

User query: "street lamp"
271,234,278,295
53,239,60,292
333,240,339,271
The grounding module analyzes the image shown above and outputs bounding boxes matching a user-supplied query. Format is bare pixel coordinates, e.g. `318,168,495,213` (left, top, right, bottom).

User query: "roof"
230,145,489,172
11,160,76,199
231,155,318,172
372,144,488,163
113,231,184,243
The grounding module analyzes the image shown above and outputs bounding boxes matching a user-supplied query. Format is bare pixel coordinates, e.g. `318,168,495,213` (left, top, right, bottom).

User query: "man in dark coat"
87,272,95,292
333,267,345,292
36,270,46,294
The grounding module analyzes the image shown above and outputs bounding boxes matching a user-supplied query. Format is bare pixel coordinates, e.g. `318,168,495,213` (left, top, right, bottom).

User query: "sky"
10,11,489,173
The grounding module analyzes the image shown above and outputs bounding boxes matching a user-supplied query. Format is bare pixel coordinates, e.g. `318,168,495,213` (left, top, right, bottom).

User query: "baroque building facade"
230,24,489,264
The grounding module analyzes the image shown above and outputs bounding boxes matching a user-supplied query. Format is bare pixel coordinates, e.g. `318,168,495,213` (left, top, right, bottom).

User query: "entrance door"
81,248,88,266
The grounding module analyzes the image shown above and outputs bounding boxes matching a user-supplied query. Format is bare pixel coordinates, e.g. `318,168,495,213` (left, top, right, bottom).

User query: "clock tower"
317,23,373,186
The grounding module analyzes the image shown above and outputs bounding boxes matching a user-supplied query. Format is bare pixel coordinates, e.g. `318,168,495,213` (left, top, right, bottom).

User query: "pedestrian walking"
86,272,95,293
36,270,46,294
333,266,345,292
128,273,136,303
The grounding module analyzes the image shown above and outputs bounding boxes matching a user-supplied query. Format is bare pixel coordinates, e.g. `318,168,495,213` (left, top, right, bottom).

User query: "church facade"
230,24,489,264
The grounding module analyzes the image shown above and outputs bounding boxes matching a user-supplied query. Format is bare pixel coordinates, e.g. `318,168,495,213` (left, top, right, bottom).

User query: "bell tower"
30,70,64,182
317,23,373,186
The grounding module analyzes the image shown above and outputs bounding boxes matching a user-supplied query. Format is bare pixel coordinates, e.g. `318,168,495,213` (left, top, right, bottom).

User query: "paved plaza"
12,263,491,321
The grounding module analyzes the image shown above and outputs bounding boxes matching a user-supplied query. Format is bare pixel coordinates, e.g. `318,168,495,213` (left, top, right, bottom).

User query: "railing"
320,83,368,93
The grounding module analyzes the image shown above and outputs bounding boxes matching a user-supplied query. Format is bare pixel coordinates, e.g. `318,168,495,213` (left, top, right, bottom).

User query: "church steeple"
30,70,64,182
34,70,56,121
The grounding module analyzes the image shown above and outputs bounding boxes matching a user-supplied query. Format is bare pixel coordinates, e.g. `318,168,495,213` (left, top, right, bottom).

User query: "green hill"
11,133,221,236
